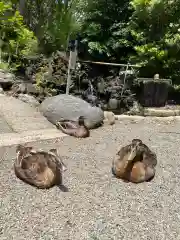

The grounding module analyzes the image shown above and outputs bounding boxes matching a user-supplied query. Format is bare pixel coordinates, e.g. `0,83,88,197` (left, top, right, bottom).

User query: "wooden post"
66,40,78,95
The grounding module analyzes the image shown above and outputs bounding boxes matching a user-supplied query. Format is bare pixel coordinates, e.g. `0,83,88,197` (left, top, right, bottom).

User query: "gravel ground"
0,118,180,240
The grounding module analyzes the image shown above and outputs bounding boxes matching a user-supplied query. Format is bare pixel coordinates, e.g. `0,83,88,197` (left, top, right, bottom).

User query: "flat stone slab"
144,108,180,116
0,115,13,133
0,95,56,132
0,95,67,146
116,114,180,121
0,128,66,147
126,107,180,117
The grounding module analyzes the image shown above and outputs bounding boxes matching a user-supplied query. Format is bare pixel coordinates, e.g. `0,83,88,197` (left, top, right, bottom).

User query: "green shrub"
0,1,38,70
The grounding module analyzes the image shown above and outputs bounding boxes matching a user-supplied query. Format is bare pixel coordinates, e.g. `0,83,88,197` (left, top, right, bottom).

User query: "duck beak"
128,147,137,161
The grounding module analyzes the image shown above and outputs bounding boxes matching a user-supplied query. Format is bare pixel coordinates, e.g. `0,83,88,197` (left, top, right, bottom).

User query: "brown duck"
14,145,67,189
112,139,157,183
55,116,90,138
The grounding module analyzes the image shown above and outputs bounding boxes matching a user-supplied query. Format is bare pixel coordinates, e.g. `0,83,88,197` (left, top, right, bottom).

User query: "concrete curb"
125,108,180,117
0,128,67,147
115,114,180,121
144,109,180,117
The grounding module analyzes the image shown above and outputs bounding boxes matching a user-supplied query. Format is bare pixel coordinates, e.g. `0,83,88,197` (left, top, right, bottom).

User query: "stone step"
0,95,55,132
0,128,67,147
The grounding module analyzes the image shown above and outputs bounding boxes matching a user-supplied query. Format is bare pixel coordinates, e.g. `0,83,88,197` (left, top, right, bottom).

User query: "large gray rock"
40,94,104,129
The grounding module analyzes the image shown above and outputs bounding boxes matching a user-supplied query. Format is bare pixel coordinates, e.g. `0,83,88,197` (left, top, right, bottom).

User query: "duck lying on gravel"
55,116,90,138
112,139,157,183
14,145,67,189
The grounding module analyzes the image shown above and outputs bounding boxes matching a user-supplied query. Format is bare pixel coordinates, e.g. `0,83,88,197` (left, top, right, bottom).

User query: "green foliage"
1,0,180,87
17,0,81,55
78,0,180,83
35,65,57,95
0,1,38,70
129,0,180,82
35,66,49,89
80,0,133,61
34,59,64,97
0,61,10,70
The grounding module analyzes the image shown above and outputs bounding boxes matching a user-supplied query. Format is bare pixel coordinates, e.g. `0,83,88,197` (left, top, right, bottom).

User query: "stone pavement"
0,95,66,147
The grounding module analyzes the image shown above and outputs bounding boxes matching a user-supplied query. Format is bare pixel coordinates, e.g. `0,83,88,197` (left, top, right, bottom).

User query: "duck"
14,144,67,189
112,139,157,183
55,116,90,138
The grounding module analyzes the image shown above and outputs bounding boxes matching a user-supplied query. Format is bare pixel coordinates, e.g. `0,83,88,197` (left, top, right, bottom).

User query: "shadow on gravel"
58,184,69,192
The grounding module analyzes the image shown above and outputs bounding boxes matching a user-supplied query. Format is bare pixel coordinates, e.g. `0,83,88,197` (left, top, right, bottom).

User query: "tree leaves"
0,1,38,69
